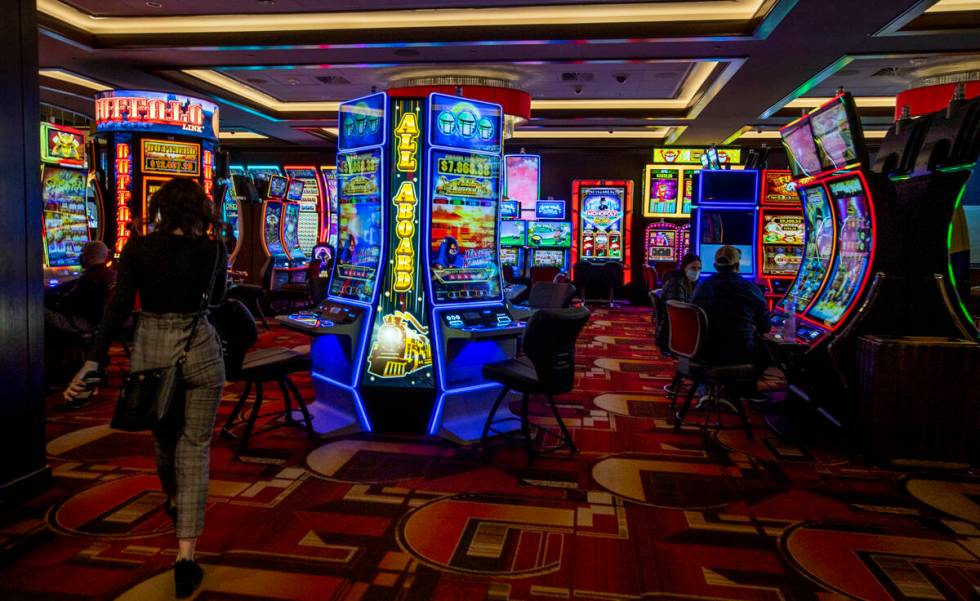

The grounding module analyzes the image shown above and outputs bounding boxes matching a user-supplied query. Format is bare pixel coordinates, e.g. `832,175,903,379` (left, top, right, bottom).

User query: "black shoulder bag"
111,241,222,432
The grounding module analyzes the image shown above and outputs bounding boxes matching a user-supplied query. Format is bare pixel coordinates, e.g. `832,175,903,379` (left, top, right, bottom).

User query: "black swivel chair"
526,281,577,310
481,307,591,461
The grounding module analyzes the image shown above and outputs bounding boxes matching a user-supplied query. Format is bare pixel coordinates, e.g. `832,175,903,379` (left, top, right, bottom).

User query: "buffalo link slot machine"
757,170,804,307
278,92,524,442
571,179,634,282
40,122,105,287
92,90,219,256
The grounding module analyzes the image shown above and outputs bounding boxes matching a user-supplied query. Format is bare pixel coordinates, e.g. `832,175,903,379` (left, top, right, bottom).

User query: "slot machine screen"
330,149,384,303
264,202,288,264
698,170,757,204
579,186,626,260
429,149,502,304
781,120,822,178
267,175,288,199
500,200,520,220
760,213,804,276
697,209,756,274
504,154,540,214
500,220,527,247
810,99,863,171
282,202,306,263
286,179,305,202
527,221,572,248
779,184,835,311
645,225,678,263
535,200,566,220
41,166,89,268
645,167,681,215
532,249,566,268
806,176,873,326
499,246,519,267
681,170,698,215
222,184,239,241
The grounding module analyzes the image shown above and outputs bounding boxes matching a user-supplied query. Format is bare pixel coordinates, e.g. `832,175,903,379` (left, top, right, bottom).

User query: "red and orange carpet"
1,307,978,600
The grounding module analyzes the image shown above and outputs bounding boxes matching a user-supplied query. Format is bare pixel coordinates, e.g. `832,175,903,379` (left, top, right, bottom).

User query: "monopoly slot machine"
92,90,219,255
319,165,340,250
278,92,522,442
503,154,540,218
529,200,571,272
757,170,804,306
691,169,760,280
40,122,104,287
571,180,634,281
283,165,326,256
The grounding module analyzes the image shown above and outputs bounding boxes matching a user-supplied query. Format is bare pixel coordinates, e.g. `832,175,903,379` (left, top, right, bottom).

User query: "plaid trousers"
130,312,225,539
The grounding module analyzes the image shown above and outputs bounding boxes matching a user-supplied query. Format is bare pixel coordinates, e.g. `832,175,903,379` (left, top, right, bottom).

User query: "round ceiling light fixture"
145,1,163,7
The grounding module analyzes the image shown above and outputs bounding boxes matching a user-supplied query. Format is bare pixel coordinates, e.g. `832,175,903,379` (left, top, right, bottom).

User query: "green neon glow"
937,164,974,173
947,184,972,325
759,55,854,119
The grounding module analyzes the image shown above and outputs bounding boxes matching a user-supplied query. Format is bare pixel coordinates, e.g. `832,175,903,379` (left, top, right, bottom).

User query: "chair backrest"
523,306,591,394
601,261,625,288
666,300,708,359
530,265,560,285
527,282,576,310
650,290,667,325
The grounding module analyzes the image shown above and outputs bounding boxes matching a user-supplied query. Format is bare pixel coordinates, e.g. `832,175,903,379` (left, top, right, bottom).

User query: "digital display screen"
41,123,86,168
811,101,859,171
321,167,339,249
527,221,572,248
500,220,527,247
645,167,680,215
697,209,756,275
807,177,873,325
681,170,697,215
579,186,625,259
286,179,305,202
95,89,219,141
222,185,239,242
760,211,804,277
779,184,835,311
504,154,540,213
267,175,288,199
782,120,823,178
263,201,288,265
698,170,757,204
282,202,306,263
429,93,502,155
678,224,691,256
41,166,89,268
330,149,384,303
763,170,797,204
429,149,502,304
535,200,566,220
645,225,678,263
499,246,519,267
338,92,386,151
532,249,566,268
141,139,200,176
500,200,520,219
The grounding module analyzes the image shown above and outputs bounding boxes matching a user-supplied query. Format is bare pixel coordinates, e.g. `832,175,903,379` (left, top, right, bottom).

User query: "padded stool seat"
482,357,545,393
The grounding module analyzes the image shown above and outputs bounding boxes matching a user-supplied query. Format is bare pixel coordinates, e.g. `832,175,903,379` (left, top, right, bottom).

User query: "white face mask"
685,268,701,282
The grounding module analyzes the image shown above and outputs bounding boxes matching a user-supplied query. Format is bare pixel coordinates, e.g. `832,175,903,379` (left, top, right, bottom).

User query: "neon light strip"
311,373,372,431
947,184,973,326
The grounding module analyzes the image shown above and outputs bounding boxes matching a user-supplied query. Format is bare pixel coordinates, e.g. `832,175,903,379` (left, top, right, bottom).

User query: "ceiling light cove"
785,96,896,109
219,130,269,140
39,69,112,91
39,0,767,34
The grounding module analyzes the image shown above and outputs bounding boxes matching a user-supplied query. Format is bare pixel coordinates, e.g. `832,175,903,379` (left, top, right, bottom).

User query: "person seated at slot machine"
45,240,117,337
692,246,770,369
432,236,464,269
654,253,701,352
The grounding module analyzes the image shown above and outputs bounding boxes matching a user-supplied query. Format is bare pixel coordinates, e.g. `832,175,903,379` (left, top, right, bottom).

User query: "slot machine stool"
666,301,755,438
221,346,316,453
481,307,591,462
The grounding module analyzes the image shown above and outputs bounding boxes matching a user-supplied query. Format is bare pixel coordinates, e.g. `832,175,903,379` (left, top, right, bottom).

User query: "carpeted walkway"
1,307,978,600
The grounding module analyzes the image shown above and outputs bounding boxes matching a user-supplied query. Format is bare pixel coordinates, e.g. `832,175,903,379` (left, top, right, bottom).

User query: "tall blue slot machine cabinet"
279,92,525,442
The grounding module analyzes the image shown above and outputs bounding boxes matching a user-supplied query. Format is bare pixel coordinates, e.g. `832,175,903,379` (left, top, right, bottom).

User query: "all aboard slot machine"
283,165,325,256
40,122,104,286
757,170,804,306
571,180,634,282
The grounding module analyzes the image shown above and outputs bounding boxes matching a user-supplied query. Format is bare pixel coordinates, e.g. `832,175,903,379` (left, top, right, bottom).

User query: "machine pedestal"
435,386,521,444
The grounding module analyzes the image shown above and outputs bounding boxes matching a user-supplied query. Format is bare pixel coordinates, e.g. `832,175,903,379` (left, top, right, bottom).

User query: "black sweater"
93,232,227,365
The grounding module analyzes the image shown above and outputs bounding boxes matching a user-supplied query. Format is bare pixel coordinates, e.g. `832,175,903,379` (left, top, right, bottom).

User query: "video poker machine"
40,122,105,287
91,90,219,256
757,170,804,306
691,169,761,280
278,92,523,443
571,180,634,281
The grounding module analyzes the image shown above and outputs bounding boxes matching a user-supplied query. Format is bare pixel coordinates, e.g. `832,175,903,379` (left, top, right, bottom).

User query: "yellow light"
511,129,669,139
925,0,980,13
784,96,896,109
218,131,268,140
39,68,112,91
732,128,888,140
39,0,766,34
322,128,339,137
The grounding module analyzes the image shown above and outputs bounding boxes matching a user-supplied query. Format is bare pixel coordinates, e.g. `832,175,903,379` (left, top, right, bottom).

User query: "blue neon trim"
426,93,505,157
311,372,373,431
427,382,503,435
337,92,389,152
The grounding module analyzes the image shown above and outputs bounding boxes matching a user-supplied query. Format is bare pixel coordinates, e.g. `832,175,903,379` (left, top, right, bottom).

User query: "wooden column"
0,0,50,499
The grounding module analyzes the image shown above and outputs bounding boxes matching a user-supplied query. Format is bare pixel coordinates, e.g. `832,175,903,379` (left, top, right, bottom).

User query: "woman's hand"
64,360,101,401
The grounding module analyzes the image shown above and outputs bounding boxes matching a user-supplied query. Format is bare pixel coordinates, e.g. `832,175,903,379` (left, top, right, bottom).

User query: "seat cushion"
677,357,756,382
482,356,543,392
238,347,311,381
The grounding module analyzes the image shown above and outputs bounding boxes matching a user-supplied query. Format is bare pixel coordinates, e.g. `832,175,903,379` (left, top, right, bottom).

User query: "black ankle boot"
174,559,203,598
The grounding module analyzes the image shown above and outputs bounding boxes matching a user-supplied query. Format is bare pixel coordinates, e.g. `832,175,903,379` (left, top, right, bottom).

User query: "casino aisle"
1,308,978,600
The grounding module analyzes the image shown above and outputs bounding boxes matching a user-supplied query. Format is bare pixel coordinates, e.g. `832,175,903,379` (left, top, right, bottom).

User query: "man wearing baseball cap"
691,245,770,369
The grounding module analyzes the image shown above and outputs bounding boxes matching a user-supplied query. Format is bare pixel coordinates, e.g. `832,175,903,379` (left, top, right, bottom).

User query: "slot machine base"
434,386,521,445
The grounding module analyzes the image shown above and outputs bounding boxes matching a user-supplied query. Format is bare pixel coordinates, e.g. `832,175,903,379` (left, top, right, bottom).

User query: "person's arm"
751,285,771,334
210,242,229,304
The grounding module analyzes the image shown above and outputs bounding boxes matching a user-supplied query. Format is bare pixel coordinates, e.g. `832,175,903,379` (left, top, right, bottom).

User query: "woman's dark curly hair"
147,177,221,237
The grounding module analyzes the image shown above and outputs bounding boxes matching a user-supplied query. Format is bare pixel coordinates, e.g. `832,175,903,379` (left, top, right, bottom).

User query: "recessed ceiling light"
257,0,275,4
145,1,163,7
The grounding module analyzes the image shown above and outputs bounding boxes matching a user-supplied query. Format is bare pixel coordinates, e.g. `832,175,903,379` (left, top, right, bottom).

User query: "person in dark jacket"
654,253,701,352
691,245,770,367
45,240,117,334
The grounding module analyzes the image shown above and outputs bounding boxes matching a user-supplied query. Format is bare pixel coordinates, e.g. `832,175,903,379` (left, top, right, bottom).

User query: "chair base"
481,388,578,463
221,375,316,453
672,382,753,439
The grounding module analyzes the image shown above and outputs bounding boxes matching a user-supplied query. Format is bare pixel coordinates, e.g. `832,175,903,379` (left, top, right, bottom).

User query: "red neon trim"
571,179,633,283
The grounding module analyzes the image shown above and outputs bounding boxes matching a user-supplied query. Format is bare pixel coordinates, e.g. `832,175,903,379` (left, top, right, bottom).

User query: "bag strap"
177,239,223,365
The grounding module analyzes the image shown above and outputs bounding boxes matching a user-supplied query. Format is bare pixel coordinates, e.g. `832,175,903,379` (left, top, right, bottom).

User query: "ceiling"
35,0,980,149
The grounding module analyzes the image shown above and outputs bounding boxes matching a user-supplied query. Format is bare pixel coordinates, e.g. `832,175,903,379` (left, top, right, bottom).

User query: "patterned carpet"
1,306,979,600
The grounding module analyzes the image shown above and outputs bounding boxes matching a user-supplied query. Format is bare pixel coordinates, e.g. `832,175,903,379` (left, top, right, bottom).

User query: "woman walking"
65,178,227,598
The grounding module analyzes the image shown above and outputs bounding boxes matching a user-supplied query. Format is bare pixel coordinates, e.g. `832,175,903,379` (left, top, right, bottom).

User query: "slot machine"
281,178,310,278
528,201,571,275
498,200,525,281
643,222,679,283
503,154,540,219
319,165,340,251
691,169,760,281
676,223,691,258
40,122,105,287
260,175,295,290
91,90,219,256
277,92,523,442
571,179,634,282
283,165,326,257
756,170,804,307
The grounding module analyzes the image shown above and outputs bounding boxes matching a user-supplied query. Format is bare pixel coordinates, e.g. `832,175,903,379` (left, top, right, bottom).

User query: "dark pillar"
0,0,50,501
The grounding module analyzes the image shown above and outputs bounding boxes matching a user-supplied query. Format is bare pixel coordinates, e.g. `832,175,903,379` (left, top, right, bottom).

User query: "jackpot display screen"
41,166,89,268
268,175,288,199
811,101,859,171
282,202,306,263
807,177,873,325
579,186,626,260
645,225,678,263
532,249,566,268
535,200,566,220
527,221,572,248
263,202,288,265
646,168,681,215
429,149,502,304
697,209,756,274
761,213,805,276
286,179,305,202
779,184,835,311
330,149,384,303
500,220,527,247
503,154,540,213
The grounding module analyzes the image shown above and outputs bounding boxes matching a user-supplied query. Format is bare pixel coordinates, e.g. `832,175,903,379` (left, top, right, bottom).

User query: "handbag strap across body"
176,239,223,367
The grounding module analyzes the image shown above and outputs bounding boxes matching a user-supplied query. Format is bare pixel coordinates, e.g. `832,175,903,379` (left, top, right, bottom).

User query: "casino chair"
530,265,560,285
481,306,591,462
572,261,603,305
665,300,755,438
599,261,625,307
527,281,577,310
